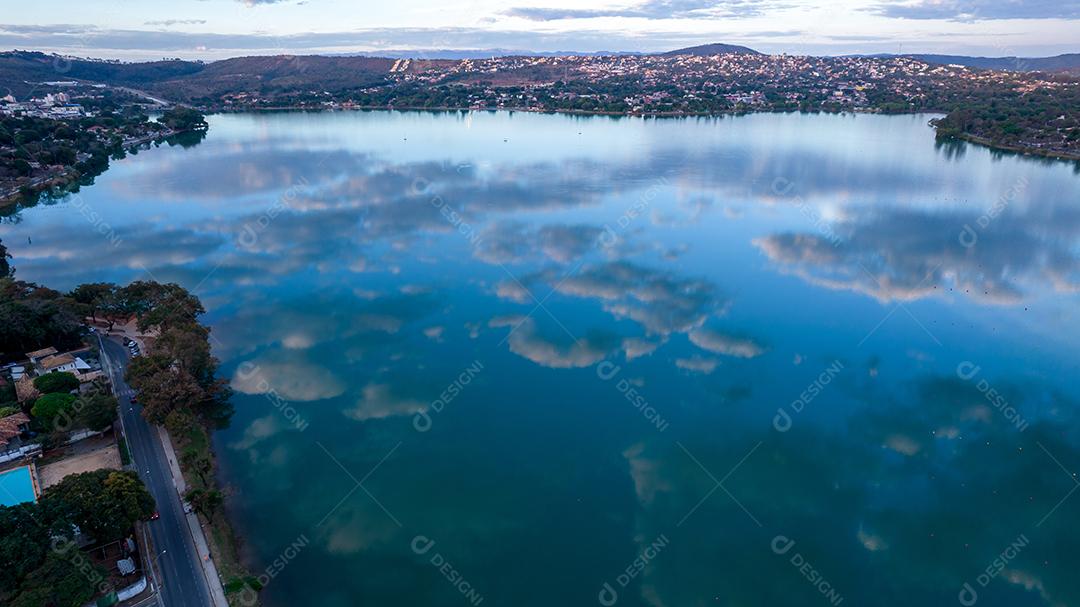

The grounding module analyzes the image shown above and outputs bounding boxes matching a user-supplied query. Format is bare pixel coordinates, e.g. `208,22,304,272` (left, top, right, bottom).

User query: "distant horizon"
3,0,1079,62
5,44,1079,64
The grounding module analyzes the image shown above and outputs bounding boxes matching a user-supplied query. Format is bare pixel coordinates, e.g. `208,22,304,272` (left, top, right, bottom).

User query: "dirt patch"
39,439,122,488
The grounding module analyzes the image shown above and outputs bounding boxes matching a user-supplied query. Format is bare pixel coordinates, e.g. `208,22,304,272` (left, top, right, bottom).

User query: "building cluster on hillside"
0,91,87,118
380,52,1073,114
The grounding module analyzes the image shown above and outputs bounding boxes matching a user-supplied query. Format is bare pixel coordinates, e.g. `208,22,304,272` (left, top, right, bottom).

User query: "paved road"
98,335,214,607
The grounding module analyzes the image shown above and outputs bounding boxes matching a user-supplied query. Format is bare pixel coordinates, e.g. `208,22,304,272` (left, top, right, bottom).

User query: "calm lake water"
4,110,1080,606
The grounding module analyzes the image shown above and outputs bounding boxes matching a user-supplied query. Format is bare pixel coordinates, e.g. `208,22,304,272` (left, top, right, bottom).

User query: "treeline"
0,469,155,606
0,241,232,434
934,86,1080,154
119,282,232,431
1,103,208,206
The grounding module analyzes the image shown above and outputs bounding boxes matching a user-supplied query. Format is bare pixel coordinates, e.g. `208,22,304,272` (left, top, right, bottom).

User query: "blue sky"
2,0,1078,59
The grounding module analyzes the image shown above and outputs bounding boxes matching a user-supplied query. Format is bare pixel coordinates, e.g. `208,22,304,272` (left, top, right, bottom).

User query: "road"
98,334,215,607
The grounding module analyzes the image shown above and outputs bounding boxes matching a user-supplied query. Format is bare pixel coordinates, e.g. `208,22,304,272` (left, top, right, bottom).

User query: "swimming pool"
0,466,37,507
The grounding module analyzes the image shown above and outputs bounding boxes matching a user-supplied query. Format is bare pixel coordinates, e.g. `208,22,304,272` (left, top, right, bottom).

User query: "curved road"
98,335,214,607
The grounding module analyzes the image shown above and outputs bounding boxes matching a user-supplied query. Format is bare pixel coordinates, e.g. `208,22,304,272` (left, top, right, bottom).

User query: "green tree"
181,448,213,486
68,282,117,323
42,470,155,542
10,552,103,607
0,238,10,278
184,487,224,519
33,372,79,394
30,393,76,429
73,391,119,432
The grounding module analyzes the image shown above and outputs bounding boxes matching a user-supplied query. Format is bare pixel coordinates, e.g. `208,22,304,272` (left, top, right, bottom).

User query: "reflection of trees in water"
165,129,208,149
935,137,968,161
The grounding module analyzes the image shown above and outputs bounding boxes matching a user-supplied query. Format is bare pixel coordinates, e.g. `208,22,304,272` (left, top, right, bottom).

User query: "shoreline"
210,103,1080,163
0,127,194,209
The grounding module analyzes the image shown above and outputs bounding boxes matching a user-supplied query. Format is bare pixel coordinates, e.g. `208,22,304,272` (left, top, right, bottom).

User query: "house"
14,376,39,404
38,353,77,374
0,412,31,450
25,347,58,365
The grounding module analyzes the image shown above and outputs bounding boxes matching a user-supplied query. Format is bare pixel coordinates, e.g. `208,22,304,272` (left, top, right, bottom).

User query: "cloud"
144,19,208,26
623,336,662,360
231,354,346,401
346,383,428,421
876,0,1080,20
687,328,765,358
553,261,725,335
475,222,604,265
675,355,720,374
489,316,618,368
755,204,1080,305
507,0,784,21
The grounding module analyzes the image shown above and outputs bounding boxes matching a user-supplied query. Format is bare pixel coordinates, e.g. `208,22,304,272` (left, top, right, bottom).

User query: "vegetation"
30,392,76,428
159,107,208,131
0,239,9,278
33,371,79,394
0,470,155,605
0,279,84,360
0,90,208,206
933,86,1080,157
71,390,119,432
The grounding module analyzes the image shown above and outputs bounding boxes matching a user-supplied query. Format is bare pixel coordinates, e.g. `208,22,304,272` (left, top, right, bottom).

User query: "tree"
30,393,76,429
126,355,204,425
165,409,196,437
0,238,10,278
33,371,79,394
73,391,118,431
159,107,208,131
184,488,223,520
68,282,117,323
42,470,155,542
10,552,103,607
181,448,213,486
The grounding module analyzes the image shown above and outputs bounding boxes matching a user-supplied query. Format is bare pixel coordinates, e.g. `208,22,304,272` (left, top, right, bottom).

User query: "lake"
4,110,1080,606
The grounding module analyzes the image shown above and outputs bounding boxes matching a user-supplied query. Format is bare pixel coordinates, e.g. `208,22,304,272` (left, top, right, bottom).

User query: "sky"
2,0,1078,60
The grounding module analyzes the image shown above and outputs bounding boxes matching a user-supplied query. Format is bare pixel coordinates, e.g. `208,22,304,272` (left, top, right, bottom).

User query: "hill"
904,53,1080,72
150,54,403,102
661,43,762,56
0,50,204,97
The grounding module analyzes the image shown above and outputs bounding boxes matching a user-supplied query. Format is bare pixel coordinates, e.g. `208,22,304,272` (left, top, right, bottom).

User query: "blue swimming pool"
0,466,37,507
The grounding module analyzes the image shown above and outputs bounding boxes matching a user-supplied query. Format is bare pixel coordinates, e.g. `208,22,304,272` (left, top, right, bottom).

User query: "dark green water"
4,110,1080,607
